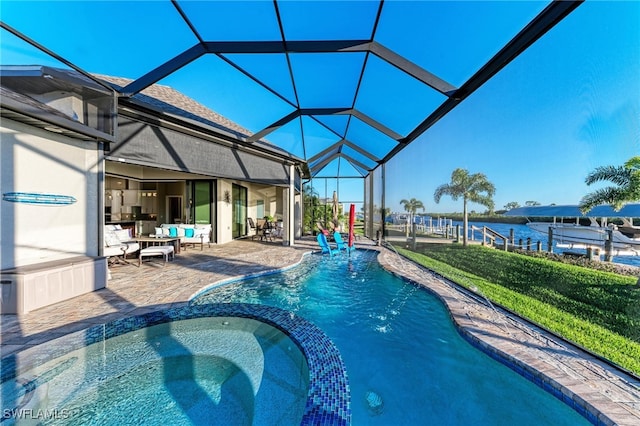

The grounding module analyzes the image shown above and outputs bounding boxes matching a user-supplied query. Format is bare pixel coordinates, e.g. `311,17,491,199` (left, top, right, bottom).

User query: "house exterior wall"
217,180,233,243
0,119,100,269
107,116,302,245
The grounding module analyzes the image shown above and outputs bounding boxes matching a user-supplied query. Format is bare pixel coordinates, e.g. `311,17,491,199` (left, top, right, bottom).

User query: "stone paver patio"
1,237,639,425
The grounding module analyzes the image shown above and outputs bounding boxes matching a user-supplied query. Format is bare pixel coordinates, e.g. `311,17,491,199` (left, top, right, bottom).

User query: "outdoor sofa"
157,223,212,250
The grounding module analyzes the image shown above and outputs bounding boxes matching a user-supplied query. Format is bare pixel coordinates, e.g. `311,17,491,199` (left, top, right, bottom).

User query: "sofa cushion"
160,224,211,242
105,231,122,247
114,229,132,242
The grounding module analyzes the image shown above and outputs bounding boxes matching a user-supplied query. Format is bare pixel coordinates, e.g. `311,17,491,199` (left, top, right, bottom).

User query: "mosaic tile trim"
1,303,351,426
377,253,611,426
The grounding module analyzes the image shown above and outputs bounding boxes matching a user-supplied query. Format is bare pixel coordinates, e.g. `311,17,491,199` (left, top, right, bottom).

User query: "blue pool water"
194,250,591,425
1,316,309,425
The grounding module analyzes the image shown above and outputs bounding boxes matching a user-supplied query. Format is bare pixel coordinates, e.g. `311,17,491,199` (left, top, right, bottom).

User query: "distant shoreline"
423,214,527,224
419,214,635,226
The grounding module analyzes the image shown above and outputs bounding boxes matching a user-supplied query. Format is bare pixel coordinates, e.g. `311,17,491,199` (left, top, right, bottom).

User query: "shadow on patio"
1,238,336,355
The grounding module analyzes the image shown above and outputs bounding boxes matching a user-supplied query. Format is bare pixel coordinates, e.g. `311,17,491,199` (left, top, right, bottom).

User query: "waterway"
459,220,640,268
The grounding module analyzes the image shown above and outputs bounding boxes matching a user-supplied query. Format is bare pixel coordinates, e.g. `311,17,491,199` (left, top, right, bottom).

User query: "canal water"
458,220,640,268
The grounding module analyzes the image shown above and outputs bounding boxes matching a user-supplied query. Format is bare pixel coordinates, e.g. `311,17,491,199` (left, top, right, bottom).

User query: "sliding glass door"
188,180,216,243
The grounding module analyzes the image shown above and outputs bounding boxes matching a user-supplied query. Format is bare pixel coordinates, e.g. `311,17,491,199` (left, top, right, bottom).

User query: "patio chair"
273,220,284,238
247,217,258,240
261,221,275,241
316,233,339,256
255,218,275,242
333,231,354,251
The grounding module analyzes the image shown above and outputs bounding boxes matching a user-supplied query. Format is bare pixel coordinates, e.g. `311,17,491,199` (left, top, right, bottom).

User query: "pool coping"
1,303,351,426
376,246,640,426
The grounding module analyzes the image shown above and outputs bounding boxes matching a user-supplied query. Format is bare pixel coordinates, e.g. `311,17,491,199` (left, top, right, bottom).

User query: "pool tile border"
1,303,351,426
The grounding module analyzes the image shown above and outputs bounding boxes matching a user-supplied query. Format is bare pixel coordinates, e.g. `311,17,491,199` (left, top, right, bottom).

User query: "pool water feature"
1,315,310,425
194,250,591,425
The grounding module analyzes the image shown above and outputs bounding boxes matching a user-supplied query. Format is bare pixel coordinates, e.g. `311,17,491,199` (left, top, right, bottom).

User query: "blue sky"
1,1,638,214
384,1,639,214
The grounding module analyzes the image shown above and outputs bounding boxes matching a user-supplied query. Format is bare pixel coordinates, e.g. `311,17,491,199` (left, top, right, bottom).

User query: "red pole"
348,204,355,248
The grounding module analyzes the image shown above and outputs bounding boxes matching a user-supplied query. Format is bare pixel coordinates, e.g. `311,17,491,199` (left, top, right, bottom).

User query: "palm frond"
579,187,628,213
584,165,631,186
467,193,495,210
624,156,640,170
434,184,459,203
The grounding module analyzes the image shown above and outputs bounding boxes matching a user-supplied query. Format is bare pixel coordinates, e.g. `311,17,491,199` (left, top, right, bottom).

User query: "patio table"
135,236,181,254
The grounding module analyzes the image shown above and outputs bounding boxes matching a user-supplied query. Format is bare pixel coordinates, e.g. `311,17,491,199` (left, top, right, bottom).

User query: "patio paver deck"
1,237,639,425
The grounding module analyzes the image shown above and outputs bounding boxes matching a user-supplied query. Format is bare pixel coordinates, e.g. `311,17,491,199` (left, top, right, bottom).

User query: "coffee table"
135,236,181,254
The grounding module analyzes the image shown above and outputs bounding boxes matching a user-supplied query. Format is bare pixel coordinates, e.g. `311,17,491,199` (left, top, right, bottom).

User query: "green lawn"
393,243,640,375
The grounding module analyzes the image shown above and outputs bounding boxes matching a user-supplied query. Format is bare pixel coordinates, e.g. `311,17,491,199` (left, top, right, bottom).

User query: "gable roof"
95,74,299,161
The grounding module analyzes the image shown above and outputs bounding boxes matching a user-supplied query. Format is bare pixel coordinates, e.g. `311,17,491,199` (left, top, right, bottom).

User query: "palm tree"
579,156,640,214
580,156,640,287
399,198,425,237
434,168,495,246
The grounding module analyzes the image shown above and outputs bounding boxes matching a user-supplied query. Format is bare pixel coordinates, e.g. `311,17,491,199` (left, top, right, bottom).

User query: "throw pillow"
185,228,195,238
155,227,163,236
169,227,178,237
114,229,131,241
177,227,186,237
105,231,121,247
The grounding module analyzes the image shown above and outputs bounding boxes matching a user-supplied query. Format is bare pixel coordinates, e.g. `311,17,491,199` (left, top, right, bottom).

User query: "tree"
302,184,324,235
302,184,317,233
399,198,425,236
579,156,640,214
580,157,640,287
504,201,520,211
525,200,541,206
434,168,495,246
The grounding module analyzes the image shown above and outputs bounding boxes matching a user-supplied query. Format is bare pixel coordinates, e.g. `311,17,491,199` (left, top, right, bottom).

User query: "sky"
384,0,640,214
1,1,638,214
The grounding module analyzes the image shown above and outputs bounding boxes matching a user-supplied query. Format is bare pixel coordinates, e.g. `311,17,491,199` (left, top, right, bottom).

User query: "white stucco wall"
0,119,100,269
217,180,233,244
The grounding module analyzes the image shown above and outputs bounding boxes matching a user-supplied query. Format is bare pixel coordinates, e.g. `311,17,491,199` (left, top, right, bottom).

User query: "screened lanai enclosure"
3,0,636,240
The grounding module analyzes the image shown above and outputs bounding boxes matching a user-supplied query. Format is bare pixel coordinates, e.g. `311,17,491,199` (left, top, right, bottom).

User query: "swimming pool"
0,305,349,425
194,250,591,425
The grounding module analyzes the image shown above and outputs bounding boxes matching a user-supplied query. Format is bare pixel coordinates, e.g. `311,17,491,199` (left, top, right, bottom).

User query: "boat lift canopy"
505,204,640,218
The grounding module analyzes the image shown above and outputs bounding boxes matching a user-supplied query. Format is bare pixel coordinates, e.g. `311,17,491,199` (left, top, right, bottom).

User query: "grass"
393,243,640,375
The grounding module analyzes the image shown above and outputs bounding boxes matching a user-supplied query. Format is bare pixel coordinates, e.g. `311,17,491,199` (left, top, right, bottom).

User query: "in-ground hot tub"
1,304,351,425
